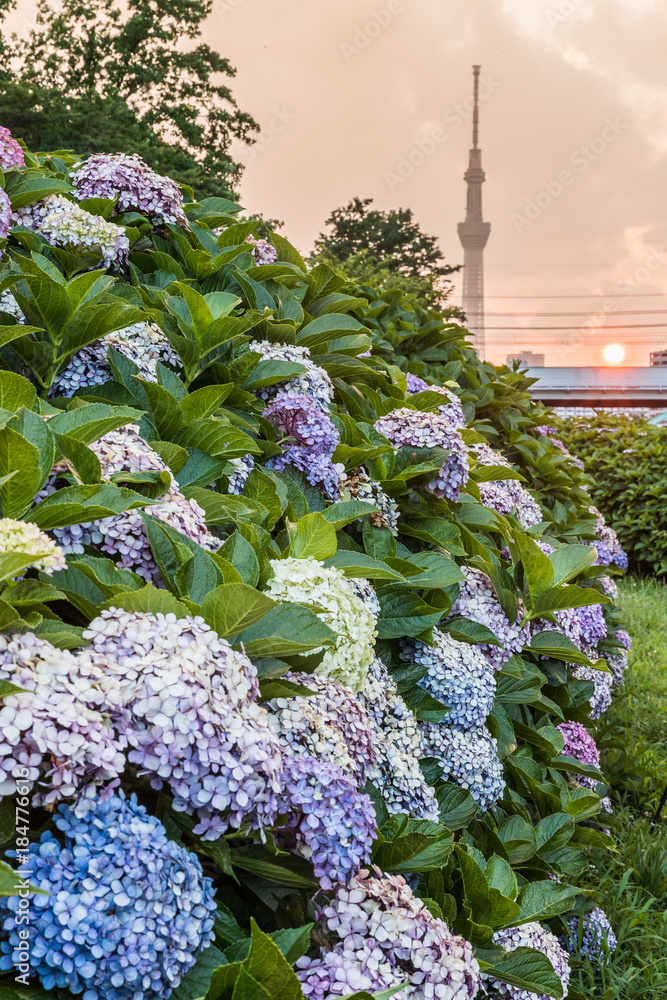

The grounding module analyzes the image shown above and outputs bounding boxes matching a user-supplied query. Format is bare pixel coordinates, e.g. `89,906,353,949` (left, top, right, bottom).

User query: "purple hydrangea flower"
0,126,24,169
80,609,283,838
470,441,543,529
487,921,571,1000
250,341,334,410
226,454,255,494
615,629,631,651
567,906,617,967
589,506,627,569
374,407,469,501
70,153,187,226
297,869,480,999
570,664,613,719
451,567,530,671
246,235,278,264
264,391,340,499
0,792,216,999
405,372,466,429
557,720,601,791
275,754,376,889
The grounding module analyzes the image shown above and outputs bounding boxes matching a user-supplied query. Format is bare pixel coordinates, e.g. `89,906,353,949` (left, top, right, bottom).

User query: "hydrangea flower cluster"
401,629,496,729
46,426,218,583
405,371,466,428
0,189,11,242
0,126,24,169
266,557,377,692
359,657,440,820
296,869,481,999
0,288,22,321
557,720,600,791
50,320,179,397
487,921,571,1000
451,567,529,670
536,424,585,470
226,454,255,494
615,628,632,651
0,793,216,999
275,754,376,889
71,152,187,226
570,664,613,719
589,506,628,569
0,517,66,574
246,235,278,264
0,631,126,807
470,441,544,529
81,609,283,838
38,198,130,268
350,576,382,619
264,391,340,499
13,193,71,229
599,575,619,600
567,907,617,966
421,723,505,810
374,407,469,501
337,466,399,535
250,340,334,409
532,603,607,659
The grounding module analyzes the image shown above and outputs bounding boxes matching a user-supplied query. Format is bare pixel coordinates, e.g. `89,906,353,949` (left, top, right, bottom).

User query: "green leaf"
180,385,233,423
324,551,404,581
321,499,379,530
525,630,597,666
535,814,575,856
476,946,565,998
373,816,453,872
286,512,337,560
485,856,518,900
47,403,139,444
54,433,102,483
511,880,583,926
0,427,44,517
242,919,306,1000
218,532,260,587
235,604,336,659
441,616,504,647
549,544,597,587
0,372,37,413
224,925,312,966
244,467,285,529
171,945,228,1000
202,584,277,639
0,859,47,897
435,782,478,830
376,592,444,638
98,585,190,618
29,484,151,529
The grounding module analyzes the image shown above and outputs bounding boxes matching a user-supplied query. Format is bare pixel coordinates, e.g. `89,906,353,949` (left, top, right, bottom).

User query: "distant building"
650,349,667,367
507,351,545,367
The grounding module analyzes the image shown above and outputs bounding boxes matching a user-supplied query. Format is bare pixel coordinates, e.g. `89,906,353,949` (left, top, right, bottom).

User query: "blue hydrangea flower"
0,792,216,999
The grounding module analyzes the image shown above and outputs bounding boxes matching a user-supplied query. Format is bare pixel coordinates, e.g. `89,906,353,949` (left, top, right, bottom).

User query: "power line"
486,310,667,317
486,323,667,330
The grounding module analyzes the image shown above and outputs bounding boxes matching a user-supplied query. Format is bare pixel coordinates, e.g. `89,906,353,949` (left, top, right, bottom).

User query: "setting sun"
603,343,626,365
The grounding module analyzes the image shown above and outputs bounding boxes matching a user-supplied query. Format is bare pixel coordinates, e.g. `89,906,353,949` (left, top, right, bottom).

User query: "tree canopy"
0,0,258,198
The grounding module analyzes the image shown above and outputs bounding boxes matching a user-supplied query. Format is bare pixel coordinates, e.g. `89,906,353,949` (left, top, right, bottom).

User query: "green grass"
569,577,667,998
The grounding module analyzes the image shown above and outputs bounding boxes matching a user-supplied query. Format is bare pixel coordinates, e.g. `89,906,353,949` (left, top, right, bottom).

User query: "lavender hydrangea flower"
264,391,340,499
615,629,632,651
451,567,530,671
296,869,480,999
50,321,179,397
401,628,496,730
0,632,126,808
557,720,601,791
337,466,400,535
589,506,627,569
0,792,216,999
80,609,283,838
0,517,66,574
421,723,505,810
44,426,218,583
532,604,607,657
0,126,24,169
405,372,466,429
275,754,376,889
599,575,619,600
250,341,334,410
570,664,613,719
349,577,382,620
71,153,187,226
470,441,543,529
486,921,571,1000
0,189,11,242
266,557,377,692
374,407,469,501
567,907,617,966
246,235,278,264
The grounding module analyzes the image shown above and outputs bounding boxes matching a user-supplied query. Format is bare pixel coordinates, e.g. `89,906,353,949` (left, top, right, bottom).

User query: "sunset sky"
9,0,667,366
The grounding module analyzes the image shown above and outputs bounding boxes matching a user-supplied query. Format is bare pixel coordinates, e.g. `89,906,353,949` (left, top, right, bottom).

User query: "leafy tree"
312,197,462,311
1,0,258,198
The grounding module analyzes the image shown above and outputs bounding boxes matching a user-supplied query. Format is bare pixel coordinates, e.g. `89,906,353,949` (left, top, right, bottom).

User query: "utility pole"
457,65,491,357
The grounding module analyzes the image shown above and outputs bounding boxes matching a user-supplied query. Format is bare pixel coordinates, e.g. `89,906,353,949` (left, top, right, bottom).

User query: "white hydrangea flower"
0,518,66,575
265,557,377,692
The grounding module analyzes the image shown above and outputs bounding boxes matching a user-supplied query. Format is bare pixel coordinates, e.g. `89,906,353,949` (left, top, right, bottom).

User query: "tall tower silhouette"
457,65,491,358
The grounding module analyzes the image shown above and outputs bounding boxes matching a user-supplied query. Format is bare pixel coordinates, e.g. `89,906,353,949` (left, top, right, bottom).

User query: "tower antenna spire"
457,64,491,357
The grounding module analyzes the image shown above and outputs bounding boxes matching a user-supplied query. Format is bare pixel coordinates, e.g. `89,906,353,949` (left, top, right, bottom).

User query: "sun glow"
603,343,626,365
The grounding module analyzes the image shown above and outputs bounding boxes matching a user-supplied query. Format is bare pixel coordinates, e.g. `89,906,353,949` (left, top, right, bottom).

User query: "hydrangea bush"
0,129,630,999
